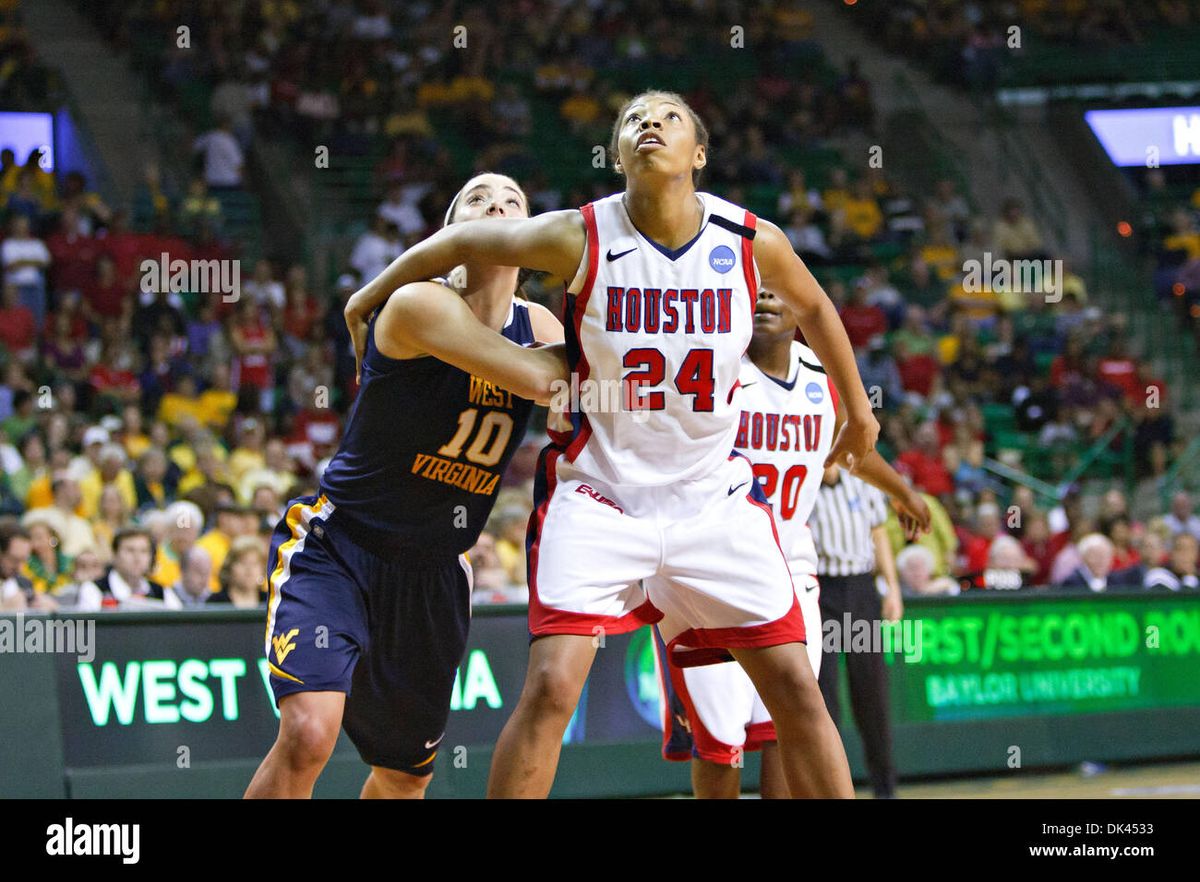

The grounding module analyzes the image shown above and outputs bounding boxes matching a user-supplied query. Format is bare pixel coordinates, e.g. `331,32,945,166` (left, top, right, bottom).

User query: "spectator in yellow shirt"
841,178,884,241
822,166,851,216
196,364,237,429
560,90,602,133
919,222,961,282
176,440,231,497
993,198,1046,259
885,490,958,577
195,502,244,591
79,443,137,519
227,419,267,488
948,279,1000,323
238,438,296,506
151,500,204,588
121,403,152,461
158,374,206,427
90,484,130,565
1164,208,1200,261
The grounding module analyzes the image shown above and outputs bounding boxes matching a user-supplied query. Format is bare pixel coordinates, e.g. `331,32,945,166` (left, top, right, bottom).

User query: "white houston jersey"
558,191,758,486
733,342,838,576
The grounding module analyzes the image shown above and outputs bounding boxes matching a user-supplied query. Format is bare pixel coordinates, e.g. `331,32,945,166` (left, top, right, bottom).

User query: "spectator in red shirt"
45,206,101,296
896,422,955,497
1102,515,1140,571
280,264,320,357
0,281,37,362
42,292,89,342
896,348,939,398
96,211,146,290
230,298,276,412
89,341,141,405
1096,337,1139,400
1049,335,1086,389
838,283,887,349
84,253,130,323
1021,510,1056,587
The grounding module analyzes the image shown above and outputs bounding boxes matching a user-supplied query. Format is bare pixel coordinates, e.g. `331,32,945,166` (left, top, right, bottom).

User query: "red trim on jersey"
526,443,662,637
740,210,758,326
827,375,839,418
668,593,806,668
565,202,600,463
666,656,744,764
667,487,805,667
744,720,778,750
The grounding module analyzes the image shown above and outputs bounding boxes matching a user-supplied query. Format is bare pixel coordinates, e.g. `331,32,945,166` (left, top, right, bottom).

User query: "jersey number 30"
622,348,715,412
438,409,513,467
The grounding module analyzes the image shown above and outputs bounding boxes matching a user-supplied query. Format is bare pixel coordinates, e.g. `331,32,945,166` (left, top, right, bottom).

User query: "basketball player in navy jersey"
345,92,878,798
245,173,564,799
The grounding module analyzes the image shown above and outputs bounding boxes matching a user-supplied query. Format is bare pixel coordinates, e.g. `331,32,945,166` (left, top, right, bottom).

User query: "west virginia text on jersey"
319,300,535,558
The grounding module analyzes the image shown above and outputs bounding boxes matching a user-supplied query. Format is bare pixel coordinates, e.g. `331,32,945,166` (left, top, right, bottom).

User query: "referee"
810,462,903,799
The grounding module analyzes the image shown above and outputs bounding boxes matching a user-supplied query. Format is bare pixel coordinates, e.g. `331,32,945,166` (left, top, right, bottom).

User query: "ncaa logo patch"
806,382,824,404
709,244,736,273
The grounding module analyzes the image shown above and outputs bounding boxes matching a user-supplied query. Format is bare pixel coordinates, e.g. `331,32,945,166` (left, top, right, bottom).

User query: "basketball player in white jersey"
656,288,930,798
345,91,880,798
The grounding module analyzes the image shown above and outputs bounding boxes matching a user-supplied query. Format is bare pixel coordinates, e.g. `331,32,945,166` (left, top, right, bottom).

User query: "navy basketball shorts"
263,494,473,775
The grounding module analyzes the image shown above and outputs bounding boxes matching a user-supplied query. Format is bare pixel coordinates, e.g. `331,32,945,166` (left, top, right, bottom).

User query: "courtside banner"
881,593,1200,723
50,608,658,769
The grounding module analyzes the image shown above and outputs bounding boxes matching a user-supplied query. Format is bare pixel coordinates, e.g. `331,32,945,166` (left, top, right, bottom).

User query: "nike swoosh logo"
805,582,818,593
424,733,445,750
728,481,749,496
740,381,757,388
606,247,636,261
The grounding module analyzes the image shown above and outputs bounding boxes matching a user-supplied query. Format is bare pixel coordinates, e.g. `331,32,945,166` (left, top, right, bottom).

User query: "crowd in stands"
1142,167,1200,343
0,132,355,611
2,0,1197,612
844,0,1200,87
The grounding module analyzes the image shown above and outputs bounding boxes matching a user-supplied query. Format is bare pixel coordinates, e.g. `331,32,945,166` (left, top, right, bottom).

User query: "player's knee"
760,664,825,717
521,661,583,722
279,705,340,769
369,766,431,798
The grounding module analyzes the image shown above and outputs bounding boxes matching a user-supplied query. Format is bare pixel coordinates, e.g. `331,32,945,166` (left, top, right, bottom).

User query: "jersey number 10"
438,409,514,467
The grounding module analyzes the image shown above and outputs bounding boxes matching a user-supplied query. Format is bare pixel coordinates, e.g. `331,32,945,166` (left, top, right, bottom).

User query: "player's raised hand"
823,412,880,473
892,491,932,541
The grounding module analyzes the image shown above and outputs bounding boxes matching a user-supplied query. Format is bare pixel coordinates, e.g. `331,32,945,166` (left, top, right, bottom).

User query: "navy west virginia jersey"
264,296,538,775
320,299,536,559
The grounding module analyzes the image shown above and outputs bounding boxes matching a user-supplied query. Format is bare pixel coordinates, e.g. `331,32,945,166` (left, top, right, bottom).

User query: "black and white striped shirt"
810,471,889,577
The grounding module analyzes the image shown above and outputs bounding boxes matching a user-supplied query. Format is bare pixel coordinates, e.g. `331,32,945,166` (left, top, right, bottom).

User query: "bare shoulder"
750,217,791,259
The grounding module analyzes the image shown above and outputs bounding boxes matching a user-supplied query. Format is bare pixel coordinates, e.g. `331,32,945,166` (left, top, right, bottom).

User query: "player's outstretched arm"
345,210,584,375
754,220,879,470
375,281,569,402
831,406,931,540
